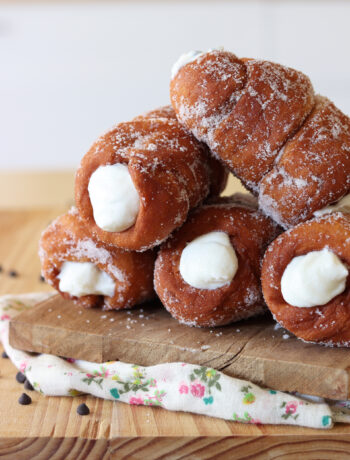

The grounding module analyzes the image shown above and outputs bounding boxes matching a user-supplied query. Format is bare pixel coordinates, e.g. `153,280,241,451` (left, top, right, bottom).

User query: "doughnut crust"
170,50,314,193
259,96,350,228
75,111,226,251
261,213,350,346
133,105,178,121
171,50,350,226
154,195,280,327
39,208,156,310
135,105,229,197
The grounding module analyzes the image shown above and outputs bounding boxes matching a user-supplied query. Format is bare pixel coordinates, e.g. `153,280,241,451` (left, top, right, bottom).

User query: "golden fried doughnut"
262,213,350,346
135,105,229,197
154,195,280,327
39,208,156,310
171,50,350,228
75,111,226,251
170,50,314,193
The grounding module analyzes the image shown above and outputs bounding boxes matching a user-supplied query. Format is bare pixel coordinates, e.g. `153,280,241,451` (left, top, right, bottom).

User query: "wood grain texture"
9,294,350,400
1,208,350,454
1,436,350,460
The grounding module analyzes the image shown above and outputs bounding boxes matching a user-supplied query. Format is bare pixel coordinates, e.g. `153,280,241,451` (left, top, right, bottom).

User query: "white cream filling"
171,48,224,79
171,50,204,79
88,163,140,232
314,193,350,217
179,231,238,290
58,261,115,297
281,248,348,308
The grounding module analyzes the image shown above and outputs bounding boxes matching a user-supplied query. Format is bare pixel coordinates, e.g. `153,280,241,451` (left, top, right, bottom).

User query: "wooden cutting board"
9,293,350,400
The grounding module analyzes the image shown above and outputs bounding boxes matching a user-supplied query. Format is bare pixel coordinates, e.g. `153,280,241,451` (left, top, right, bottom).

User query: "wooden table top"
0,172,350,458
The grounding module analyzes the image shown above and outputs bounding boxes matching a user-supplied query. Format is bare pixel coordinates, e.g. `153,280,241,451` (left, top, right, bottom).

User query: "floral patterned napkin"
1,292,350,429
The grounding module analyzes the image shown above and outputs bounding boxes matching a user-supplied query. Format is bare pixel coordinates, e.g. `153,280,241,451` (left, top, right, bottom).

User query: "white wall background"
1,0,350,170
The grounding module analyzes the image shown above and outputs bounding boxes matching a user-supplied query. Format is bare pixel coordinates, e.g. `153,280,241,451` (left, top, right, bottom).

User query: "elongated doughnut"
154,194,280,327
261,213,350,346
170,50,314,193
135,105,229,197
39,208,156,310
170,50,350,228
75,108,227,251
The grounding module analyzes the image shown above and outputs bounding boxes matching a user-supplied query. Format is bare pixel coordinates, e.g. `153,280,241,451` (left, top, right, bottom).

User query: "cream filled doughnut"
170,49,350,228
170,49,314,193
262,213,350,346
75,108,228,251
39,208,156,310
154,194,280,327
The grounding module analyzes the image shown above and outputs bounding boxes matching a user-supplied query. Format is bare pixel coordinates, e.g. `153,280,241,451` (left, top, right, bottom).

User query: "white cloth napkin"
1,292,349,429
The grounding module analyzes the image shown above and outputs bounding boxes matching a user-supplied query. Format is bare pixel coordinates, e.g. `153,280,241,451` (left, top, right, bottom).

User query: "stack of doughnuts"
40,48,350,347
40,108,230,310
171,49,350,346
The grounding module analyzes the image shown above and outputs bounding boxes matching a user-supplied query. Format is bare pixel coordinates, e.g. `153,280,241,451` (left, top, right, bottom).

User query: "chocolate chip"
1,351,8,359
16,372,26,384
18,393,31,405
9,270,18,278
24,379,34,391
77,403,90,416
0,265,3,273
39,275,45,283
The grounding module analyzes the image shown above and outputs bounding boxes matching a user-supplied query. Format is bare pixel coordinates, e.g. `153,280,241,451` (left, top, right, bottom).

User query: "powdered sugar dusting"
259,96,350,228
171,50,314,193
76,112,224,250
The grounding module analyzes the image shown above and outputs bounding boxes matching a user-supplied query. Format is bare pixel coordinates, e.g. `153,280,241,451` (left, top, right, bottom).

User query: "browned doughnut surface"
75,114,221,251
170,50,314,193
259,96,350,228
39,208,156,310
261,213,350,346
133,105,178,121
154,195,280,327
136,105,229,197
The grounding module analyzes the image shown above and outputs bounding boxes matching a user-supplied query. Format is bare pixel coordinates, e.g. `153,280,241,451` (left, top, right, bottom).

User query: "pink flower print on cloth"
179,383,189,394
280,400,302,421
129,396,144,405
179,366,222,406
19,361,28,373
286,401,298,414
190,383,205,398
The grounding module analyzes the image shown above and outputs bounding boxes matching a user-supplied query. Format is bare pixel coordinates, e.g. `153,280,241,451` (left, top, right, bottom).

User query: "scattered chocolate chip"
16,372,26,384
77,403,90,416
18,393,31,405
1,351,8,359
0,265,3,273
39,275,45,283
8,270,18,278
24,379,34,391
